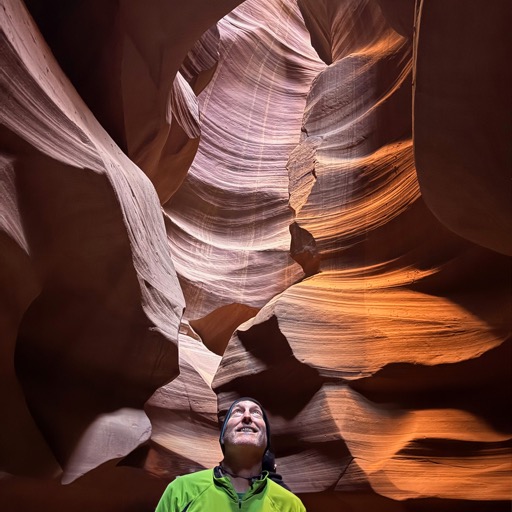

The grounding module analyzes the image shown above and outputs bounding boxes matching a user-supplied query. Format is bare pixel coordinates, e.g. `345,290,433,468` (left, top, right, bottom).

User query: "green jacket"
155,468,306,512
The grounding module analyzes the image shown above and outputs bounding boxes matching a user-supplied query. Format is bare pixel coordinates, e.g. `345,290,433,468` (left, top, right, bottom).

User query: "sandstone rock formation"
1,0,510,511
0,0,185,504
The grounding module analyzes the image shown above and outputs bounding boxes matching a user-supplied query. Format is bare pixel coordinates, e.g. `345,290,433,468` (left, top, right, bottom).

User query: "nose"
241,409,252,422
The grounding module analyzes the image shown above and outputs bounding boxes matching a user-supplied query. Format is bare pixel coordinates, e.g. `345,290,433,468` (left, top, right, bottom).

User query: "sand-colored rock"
213,0,511,507
144,333,223,480
1,0,510,510
163,0,325,325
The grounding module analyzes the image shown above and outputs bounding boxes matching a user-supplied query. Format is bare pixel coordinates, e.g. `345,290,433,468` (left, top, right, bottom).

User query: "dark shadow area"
350,338,512,432
299,490,407,512
120,440,208,481
215,315,325,419
215,358,323,420
398,437,511,458
238,314,295,363
403,497,512,512
299,491,511,512
414,0,512,255
0,457,166,512
5,138,179,473
23,0,126,149
190,303,260,356
375,0,415,38
289,222,320,277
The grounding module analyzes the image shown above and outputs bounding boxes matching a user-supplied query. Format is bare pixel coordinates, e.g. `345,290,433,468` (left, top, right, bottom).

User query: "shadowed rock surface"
1,0,510,510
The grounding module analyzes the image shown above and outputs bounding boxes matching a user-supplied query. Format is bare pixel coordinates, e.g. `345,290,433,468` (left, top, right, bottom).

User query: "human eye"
231,408,243,417
251,409,263,417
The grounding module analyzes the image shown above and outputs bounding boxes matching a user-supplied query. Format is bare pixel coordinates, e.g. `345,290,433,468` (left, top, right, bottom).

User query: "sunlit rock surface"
163,0,325,327
1,0,510,510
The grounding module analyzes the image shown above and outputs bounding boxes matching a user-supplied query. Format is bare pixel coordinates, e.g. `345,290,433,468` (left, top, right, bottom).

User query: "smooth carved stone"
22,0,245,209
121,0,241,202
413,0,512,255
124,27,220,205
213,0,512,507
189,303,260,355
297,0,409,65
215,280,511,499
0,153,59,479
1,0,511,510
332,385,512,500
289,7,414,262
163,0,326,324
1,0,184,489
145,334,223,479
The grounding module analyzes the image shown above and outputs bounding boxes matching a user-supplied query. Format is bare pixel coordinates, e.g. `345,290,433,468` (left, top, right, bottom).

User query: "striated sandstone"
163,0,326,325
213,0,511,509
0,0,510,511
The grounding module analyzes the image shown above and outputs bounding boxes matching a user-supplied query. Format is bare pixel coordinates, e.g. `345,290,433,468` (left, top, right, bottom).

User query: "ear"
262,450,276,472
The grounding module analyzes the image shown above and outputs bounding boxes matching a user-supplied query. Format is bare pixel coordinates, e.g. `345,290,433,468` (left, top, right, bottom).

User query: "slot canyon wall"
1,0,511,510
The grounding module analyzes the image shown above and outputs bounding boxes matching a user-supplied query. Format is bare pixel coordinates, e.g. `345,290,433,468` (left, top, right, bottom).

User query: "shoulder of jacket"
266,479,305,510
158,469,215,511
173,468,214,485
164,468,214,494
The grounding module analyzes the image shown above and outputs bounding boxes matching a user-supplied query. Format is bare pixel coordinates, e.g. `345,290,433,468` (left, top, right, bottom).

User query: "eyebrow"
232,405,262,413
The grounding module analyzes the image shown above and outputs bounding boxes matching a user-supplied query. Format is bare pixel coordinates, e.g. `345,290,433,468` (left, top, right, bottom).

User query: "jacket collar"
213,466,268,500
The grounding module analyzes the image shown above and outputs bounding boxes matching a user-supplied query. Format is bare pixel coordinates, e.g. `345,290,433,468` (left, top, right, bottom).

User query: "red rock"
1,0,510,510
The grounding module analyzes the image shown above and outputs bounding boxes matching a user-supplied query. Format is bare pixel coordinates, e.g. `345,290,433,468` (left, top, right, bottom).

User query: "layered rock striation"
1,0,510,511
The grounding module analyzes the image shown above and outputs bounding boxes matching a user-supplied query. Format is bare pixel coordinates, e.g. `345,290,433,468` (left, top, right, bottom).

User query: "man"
155,397,306,511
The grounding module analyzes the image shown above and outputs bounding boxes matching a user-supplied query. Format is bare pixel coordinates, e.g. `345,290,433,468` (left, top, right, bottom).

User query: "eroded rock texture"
1,0,511,511
0,0,185,507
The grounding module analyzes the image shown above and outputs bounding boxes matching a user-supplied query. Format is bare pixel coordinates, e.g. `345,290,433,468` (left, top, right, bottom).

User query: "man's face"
222,400,267,454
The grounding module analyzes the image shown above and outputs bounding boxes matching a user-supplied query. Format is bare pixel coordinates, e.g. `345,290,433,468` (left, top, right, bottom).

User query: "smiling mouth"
237,427,258,433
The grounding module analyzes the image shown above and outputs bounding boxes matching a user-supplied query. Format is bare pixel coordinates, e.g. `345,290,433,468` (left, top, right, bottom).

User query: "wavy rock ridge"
1,0,510,510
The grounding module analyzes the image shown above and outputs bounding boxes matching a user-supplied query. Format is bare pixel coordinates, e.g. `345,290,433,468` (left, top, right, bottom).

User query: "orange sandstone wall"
0,0,510,510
